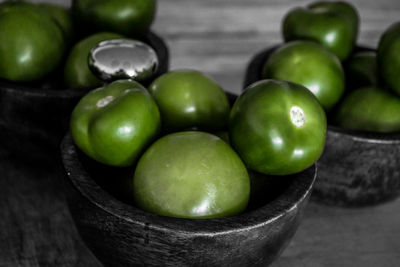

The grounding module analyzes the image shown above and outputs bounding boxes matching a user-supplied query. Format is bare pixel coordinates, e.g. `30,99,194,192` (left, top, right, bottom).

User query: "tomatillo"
377,22,400,96
0,1,65,82
148,70,230,133
283,1,359,60
72,0,156,38
334,87,400,133
262,41,345,111
63,32,123,89
70,79,161,167
133,131,250,219
229,79,326,175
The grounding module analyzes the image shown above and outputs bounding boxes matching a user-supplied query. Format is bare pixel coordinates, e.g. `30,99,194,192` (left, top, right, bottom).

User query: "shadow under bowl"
60,132,316,267
244,44,400,207
0,31,169,164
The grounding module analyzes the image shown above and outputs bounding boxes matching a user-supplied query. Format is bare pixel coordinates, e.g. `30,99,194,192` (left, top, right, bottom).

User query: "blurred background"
26,0,400,94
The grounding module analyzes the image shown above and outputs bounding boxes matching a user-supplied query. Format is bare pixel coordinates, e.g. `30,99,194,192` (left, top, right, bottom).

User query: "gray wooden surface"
2,0,400,266
154,0,400,94
28,0,400,94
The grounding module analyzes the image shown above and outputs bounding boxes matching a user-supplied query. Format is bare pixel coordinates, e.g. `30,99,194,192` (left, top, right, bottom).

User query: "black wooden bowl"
0,31,169,165
244,45,400,207
60,129,316,267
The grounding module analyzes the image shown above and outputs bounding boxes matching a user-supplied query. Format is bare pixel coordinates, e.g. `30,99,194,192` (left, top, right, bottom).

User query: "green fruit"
63,32,123,89
39,3,75,45
334,87,400,132
283,1,359,60
262,41,345,110
0,1,65,82
345,51,378,89
309,1,359,38
148,70,230,133
377,22,400,96
229,79,326,175
72,0,156,37
70,79,161,166
133,131,250,219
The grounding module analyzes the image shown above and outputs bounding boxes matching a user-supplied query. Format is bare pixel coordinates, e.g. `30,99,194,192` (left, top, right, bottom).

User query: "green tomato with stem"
229,79,327,175
283,1,359,60
70,79,161,166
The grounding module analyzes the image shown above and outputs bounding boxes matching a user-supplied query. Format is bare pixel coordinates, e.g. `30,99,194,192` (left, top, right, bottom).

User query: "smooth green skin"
309,1,359,39
229,79,327,175
133,131,250,219
70,79,161,167
334,87,400,133
73,0,156,38
148,70,230,133
377,22,400,96
39,3,75,45
345,51,378,89
63,32,123,89
262,41,345,111
283,1,358,60
0,1,65,82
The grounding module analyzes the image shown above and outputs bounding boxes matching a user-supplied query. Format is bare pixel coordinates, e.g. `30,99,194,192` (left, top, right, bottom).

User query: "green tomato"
72,0,156,38
39,3,75,46
308,1,359,39
63,32,123,89
0,1,65,82
148,70,230,133
377,22,400,96
283,1,359,60
133,131,250,219
334,87,400,133
345,51,378,89
229,79,327,175
262,41,345,111
70,79,161,167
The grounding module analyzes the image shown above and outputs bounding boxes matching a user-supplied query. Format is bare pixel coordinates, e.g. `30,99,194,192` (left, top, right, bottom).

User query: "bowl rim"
0,31,169,99
61,132,316,236
243,43,400,143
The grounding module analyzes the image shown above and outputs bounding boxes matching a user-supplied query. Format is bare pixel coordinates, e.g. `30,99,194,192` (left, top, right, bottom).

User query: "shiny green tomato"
229,79,327,175
334,87,400,133
148,70,230,133
262,41,345,110
63,32,123,89
0,1,65,82
133,131,250,219
283,1,359,60
39,3,75,46
345,51,378,89
72,0,156,38
70,79,161,167
308,1,359,40
377,22,400,96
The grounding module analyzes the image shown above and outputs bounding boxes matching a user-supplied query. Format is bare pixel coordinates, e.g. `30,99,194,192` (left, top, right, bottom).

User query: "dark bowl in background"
60,131,316,267
0,31,169,165
244,45,400,207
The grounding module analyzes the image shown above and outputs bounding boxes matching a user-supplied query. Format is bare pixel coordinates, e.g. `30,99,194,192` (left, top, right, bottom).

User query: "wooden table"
2,0,400,266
